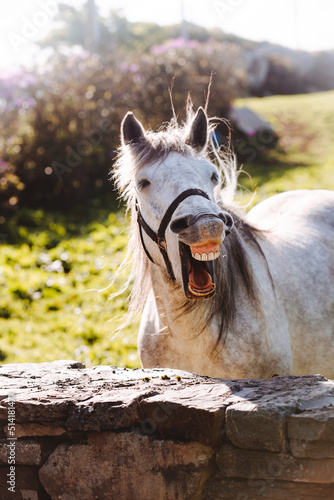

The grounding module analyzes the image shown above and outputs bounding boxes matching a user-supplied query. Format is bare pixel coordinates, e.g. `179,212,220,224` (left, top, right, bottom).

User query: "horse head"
120,107,234,300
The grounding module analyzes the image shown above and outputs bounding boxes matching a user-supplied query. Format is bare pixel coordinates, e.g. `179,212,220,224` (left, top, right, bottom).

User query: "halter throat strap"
136,188,210,281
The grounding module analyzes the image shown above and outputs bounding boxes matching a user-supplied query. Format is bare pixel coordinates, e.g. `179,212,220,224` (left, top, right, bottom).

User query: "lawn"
0,90,333,366
0,204,139,367
235,90,334,206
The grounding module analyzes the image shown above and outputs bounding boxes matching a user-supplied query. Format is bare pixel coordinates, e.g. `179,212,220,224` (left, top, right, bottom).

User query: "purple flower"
0,70,37,104
246,129,257,137
0,159,8,172
0,70,37,89
18,73,37,89
0,69,25,80
151,45,166,55
13,98,24,108
129,63,140,73
151,37,200,55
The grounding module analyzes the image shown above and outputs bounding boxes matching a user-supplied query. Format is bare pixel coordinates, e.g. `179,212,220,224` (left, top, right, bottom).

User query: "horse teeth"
191,251,220,261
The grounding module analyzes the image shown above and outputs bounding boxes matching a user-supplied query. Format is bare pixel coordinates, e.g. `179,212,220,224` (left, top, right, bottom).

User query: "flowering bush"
0,41,246,212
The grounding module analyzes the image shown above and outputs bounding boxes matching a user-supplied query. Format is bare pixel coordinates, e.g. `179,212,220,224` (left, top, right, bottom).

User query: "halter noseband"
136,188,210,281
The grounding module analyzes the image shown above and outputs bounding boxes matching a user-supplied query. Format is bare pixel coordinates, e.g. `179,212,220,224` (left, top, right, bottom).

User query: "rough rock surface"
0,361,333,499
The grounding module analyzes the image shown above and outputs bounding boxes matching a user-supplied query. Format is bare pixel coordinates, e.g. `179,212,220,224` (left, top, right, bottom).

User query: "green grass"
0,202,140,367
0,90,333,366
235,90,334,206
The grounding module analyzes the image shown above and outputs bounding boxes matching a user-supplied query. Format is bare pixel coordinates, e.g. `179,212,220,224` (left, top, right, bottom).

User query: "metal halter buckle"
157,237,167,252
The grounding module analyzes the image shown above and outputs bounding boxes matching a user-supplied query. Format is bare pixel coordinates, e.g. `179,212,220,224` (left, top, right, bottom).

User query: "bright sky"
1,0,333,70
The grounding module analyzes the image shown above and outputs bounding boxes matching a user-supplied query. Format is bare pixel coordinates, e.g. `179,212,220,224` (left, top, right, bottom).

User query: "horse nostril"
170,215,192,234
219,211,234,231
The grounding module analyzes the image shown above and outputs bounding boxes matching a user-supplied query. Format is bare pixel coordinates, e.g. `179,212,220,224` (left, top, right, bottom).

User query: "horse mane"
112,103,268,346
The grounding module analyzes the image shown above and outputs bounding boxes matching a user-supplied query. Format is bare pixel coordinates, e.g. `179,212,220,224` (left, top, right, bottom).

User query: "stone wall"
0,361,333,500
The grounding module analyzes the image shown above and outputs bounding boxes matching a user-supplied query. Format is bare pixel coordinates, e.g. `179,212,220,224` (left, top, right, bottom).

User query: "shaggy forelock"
113,116,216,204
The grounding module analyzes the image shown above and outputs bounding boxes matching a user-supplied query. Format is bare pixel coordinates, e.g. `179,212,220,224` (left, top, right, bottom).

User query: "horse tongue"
189,259,213,292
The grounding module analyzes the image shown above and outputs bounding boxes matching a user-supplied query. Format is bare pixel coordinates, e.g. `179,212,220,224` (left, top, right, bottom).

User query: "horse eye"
211,172,219,184
138,178,151,190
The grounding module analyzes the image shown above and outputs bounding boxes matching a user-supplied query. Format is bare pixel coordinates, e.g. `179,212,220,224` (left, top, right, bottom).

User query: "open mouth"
179,242,220,300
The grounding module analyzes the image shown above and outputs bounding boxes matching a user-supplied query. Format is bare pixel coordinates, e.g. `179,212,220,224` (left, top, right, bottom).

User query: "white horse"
114,106,334,379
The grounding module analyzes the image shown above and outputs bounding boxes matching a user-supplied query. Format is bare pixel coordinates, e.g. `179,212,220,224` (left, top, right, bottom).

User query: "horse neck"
148,262,219,340
147,223,266,341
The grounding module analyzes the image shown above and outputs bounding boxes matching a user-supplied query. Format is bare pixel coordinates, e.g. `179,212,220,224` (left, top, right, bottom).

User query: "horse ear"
186,107,208,152
121,112,146,145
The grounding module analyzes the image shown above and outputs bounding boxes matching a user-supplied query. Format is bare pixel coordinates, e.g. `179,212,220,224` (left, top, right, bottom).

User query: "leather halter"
136,188,210,281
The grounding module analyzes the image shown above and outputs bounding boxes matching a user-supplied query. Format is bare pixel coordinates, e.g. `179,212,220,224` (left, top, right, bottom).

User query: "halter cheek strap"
136,189,210,281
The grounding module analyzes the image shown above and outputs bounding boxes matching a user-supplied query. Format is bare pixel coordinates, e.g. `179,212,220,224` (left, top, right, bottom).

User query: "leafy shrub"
263,54,309,96
0,41,246,213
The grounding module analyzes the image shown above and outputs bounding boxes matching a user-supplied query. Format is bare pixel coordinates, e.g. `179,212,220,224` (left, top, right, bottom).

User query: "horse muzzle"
136,188,234,300
170,211,233,244
171,211,234,300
